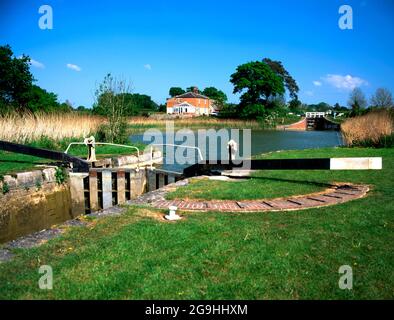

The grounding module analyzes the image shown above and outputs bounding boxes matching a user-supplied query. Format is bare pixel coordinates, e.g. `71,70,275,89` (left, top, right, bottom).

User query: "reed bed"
0,113,263,144
0,113,105,143
127,116,262,130
341,109,393,147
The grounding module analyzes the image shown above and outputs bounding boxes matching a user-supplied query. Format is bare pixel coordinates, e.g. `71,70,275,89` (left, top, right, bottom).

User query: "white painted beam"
330,157,382,170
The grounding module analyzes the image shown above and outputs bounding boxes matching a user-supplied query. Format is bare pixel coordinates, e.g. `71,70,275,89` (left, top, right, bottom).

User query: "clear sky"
1,0,394,108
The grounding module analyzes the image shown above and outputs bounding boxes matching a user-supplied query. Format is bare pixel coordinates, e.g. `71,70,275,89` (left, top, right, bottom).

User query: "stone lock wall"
0,168,73,243
0,150,174,243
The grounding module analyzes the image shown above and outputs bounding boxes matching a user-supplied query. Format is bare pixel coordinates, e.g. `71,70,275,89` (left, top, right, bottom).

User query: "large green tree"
0,44,34,109
94,92,158,116
169,87,185,97
202,87,227,110
26,85,62,113
263,58,299,99
230,61,285,117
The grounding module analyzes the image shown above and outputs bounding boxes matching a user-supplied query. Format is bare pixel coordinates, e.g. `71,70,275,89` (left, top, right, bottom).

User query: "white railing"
65,142,140,158
65,142,141,169
306,112,327,118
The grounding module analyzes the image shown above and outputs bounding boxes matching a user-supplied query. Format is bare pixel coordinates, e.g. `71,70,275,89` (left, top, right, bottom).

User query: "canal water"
130,130,343,172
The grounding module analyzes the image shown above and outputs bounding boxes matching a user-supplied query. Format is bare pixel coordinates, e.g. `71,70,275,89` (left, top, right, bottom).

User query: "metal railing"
65,142,141,169
64,141,204,171
149,144,204,170
65,142,140,157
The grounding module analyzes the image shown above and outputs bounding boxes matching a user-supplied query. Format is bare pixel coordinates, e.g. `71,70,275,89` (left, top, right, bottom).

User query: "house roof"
174,91,210,99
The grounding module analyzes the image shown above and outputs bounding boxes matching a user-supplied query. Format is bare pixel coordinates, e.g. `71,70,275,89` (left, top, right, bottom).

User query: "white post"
165,206,181,221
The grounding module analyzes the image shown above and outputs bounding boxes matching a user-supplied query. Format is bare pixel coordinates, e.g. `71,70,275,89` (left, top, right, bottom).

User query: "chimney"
193,87,199,94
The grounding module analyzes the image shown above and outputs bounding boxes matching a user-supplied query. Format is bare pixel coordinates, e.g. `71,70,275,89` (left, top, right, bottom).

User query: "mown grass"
166,176,325,201
0,147,393,299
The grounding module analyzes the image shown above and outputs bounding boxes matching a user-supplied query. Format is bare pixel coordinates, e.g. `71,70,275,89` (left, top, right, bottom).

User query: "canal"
130,130,343,172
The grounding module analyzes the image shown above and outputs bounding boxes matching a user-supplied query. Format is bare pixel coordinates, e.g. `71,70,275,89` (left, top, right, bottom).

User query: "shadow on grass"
252,175,334,188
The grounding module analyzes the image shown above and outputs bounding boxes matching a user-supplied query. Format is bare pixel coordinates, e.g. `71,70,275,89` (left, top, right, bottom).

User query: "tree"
26,85,61,113
186,86,198,93
348,88,367,116
263,58,299,99
94,74,130,144
289,98,302,113
169,87,185,97
157,104,166,112
202,87,228,110
230,61,285,117
0,44,34,109
371,88,393,108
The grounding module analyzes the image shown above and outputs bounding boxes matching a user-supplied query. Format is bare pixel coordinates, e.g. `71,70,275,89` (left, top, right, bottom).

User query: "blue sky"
1,0,394,108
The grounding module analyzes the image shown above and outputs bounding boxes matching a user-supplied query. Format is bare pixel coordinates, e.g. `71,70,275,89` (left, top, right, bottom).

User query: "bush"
96,122,129,144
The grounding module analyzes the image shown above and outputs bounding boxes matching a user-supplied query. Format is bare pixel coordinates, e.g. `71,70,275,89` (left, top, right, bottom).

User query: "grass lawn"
0,142,146,175
0,147,393,299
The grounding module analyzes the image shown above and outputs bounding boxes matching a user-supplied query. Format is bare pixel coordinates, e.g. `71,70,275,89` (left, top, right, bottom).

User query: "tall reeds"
0,113,263,144
341,109,393,147
0,113,105,143
126,116,262,130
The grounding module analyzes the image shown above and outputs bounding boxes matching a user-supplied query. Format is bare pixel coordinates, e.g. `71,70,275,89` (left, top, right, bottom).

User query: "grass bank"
0,147,393,299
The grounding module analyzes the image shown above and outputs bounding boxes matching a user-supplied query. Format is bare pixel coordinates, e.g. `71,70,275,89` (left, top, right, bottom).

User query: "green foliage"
169,87,185,97
230,60,285,118
240,103,266,118
157,104,166,112
26,85,64,113
0,44,34,111
289,98,302,113
96,122,129,144
186,86,198,92
35,179,42,190
201,87,228,109
2,181,9,194
93,92,157,116
0,44,66,114
93,73,129,144
307,102,331,112
263,58,299,99
55,167,67,185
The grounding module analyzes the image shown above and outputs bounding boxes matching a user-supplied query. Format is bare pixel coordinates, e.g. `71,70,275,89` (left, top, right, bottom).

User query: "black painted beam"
0,140,89,172
183,158,331,177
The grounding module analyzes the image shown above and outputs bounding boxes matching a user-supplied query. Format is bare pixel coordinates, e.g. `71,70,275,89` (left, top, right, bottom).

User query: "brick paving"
133,180,370,213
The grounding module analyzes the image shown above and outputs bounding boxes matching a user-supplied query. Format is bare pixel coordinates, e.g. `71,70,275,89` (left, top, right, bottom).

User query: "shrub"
55,167,67,185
